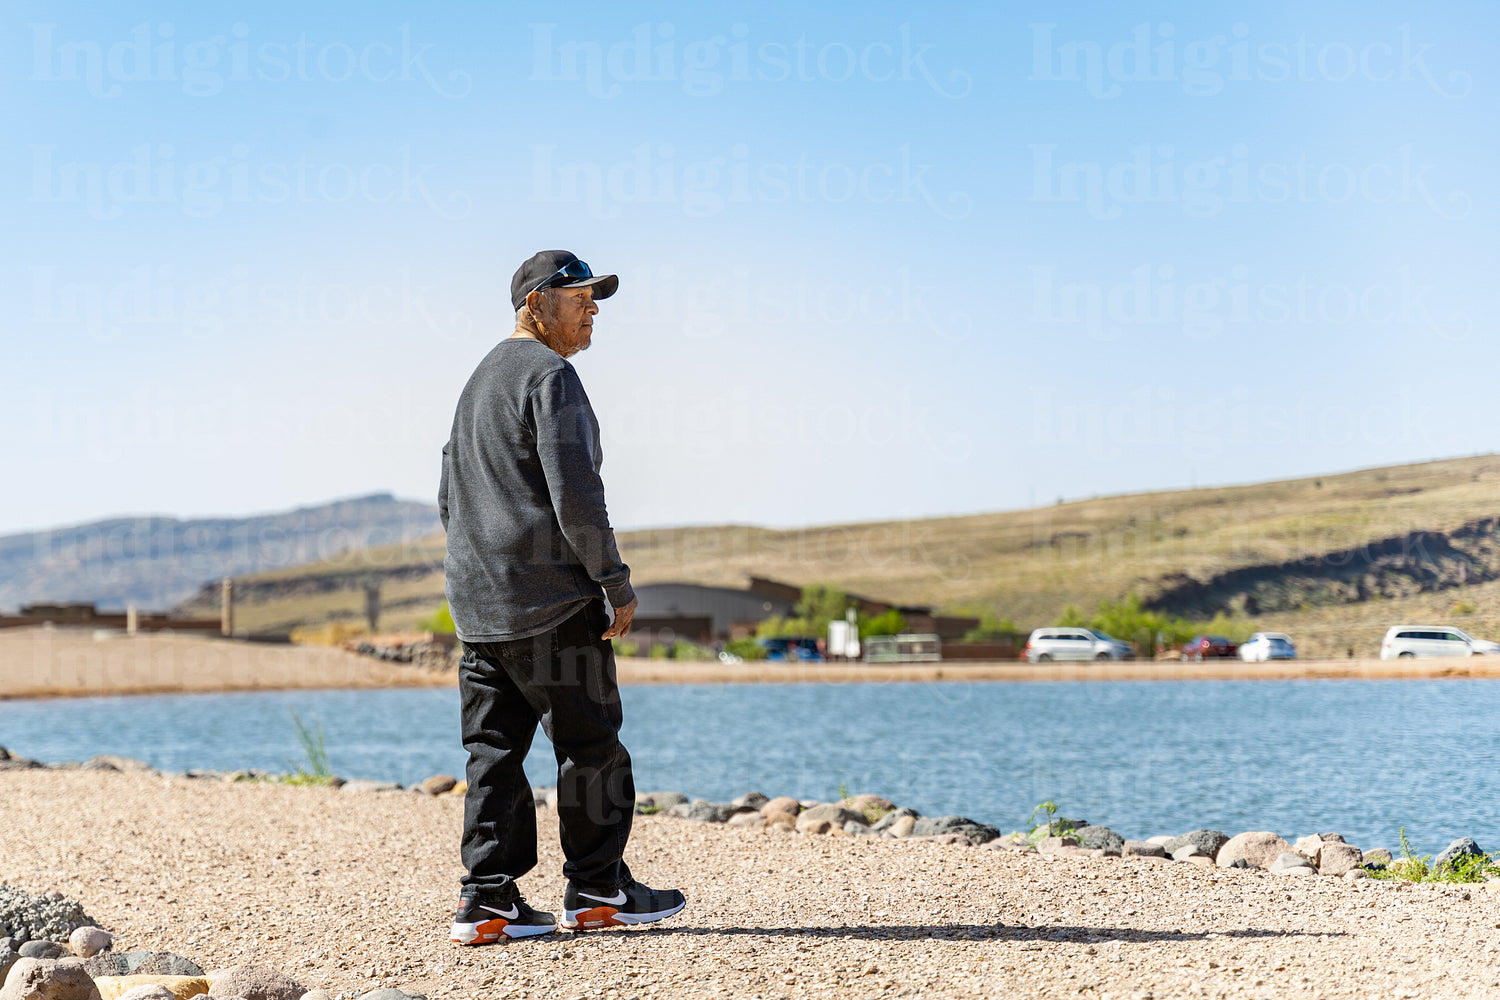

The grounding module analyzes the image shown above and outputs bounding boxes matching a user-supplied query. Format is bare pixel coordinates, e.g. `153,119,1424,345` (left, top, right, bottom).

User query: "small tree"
858,608,906,637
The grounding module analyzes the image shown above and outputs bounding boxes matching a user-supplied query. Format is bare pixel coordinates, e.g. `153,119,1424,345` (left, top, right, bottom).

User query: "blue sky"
1,0,1495,535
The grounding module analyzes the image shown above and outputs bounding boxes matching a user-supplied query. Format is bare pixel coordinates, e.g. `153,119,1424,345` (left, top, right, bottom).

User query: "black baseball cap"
510,250,618,311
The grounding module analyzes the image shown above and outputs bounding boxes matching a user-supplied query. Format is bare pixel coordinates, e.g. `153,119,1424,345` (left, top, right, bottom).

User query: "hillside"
181,456,1500,657
0,494,441,612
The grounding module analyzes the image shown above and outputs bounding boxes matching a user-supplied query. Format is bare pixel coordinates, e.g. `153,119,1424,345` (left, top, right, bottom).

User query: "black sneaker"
560,879,686,930
450,887,556,943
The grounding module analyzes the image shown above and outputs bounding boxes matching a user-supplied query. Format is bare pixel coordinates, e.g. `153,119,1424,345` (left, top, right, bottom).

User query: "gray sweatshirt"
439,338,634,642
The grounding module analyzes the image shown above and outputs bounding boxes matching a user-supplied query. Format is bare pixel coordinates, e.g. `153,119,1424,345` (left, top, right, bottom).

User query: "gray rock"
1269,852,1315,872
1225,857,1251,869
732,792,769,810
1072,825,1125,853
0,886,97,944
1364,848,1393,866
1121,840,1166,858
0,957,102,1000
66,927,110,959
18,940,68,960
870,808,920,833
299,992,335,1000
84,755,151,772
843,820,875,836
206,962,306,1000
912,816,1000,844
1434,837,1485,870
1318,843,1364,876
83,950,204,978
1216,832,1293,869
794,804,866,835
1164,830,1229,860
1344,868,1370,880
637,791,689,809
668,801,738,823
1170,843,1210,861
356,991,428,1000
339,780,401,793
0,951,16,989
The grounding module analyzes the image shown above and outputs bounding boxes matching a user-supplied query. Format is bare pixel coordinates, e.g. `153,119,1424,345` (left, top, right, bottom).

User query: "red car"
1181,635,1237,661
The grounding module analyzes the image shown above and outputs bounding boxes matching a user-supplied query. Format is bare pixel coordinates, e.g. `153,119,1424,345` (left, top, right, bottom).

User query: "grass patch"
283,707,337,786
1362,827,1495,883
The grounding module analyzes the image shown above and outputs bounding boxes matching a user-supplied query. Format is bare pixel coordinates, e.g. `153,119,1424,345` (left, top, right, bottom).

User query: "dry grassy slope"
199,456,1500,651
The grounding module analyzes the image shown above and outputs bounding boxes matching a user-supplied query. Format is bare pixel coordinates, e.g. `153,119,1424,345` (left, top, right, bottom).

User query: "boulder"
0,958,102,1000
1037,836,1079,855
446,780,466,796
1279,866,1318,876
732,792,769,810
18,942,68,960
67,929,110,960
1165,830,1229,860
202,964,305,1000
84,955,203,980
1344,868,1370,880
84,757,151,773
1363,848,1393,867
1170,843,1209,861
94,977,210,1000
1434,837,1485,870
1072,826,1125,853
338,781,400,794
795,805,865,835
0,887,97,943
912,816,999,844
725,812,765,830
763,812,796,833
1121,840,1166,858
759,797,800,818
1318,832,1346,844
418,775,457,796
1293,835,1327,866
843,821,875,836
300,992,334,1000
116,988,176,1000
637,792,688,809
668,801,738,823
1318,843,1364,877
837,795,896,824
1178,855,1216,868
870,809,920,834
1216,832,1293,869
883,815,917,839
0,954,15,990
1269,853,1315,873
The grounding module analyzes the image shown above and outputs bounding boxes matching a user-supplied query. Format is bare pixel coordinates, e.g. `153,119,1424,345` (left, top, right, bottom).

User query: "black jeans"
459,599,635,893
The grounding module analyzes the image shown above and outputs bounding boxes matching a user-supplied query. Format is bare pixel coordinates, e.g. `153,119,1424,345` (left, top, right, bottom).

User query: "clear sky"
1,1,1495,535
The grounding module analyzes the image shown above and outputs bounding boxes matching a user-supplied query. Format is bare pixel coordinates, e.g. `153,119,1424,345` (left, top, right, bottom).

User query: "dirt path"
1,770,1496,999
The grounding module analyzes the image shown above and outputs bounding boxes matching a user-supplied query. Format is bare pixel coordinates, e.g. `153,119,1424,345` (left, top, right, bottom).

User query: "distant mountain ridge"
0,494,442,612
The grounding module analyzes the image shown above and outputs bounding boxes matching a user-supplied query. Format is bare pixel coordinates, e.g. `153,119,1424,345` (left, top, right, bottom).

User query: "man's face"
532,286,598,357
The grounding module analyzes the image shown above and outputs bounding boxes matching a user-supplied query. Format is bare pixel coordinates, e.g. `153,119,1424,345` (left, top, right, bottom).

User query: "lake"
1,680,1494,855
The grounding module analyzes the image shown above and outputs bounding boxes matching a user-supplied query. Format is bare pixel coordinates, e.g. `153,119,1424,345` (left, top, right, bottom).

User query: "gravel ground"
3,772,1499,999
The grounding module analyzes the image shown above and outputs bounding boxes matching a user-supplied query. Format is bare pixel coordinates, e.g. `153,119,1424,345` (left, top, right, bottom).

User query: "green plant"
612,639,639,657
1454,601,1478,616
1363,827,1495,883
284,708,335,786
857,608,906,638
1025,799,1059,833
838,781,850,801
637,804,662,815
723,637,768,661
961,614,1021,643
417,602,456,635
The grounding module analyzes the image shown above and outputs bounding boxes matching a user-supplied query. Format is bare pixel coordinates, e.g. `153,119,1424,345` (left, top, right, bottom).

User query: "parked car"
1180,635,1237,661
1025,627,1135,663
758,637,824,662
1380,626,1500,659
1238,632,1297,661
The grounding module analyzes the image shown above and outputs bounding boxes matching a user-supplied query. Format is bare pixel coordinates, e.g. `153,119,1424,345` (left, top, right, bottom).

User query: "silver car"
1238,632,1297,661
1381,626,1500,659
1025,627,1135,663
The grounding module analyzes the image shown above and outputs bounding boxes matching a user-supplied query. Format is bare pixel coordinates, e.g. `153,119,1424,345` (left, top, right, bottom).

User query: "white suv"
1025,627,1135,663
1380,626,1500,659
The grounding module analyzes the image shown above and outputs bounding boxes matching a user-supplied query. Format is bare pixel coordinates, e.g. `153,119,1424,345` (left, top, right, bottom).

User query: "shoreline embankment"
2,626,1499,700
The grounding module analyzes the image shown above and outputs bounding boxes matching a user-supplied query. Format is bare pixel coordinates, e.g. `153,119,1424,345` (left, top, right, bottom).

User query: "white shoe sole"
561,899,686,930
451,918,556,943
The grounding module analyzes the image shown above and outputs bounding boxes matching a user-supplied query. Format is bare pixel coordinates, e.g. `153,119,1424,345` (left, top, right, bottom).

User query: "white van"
1380,626,1500,659
1025,627,1134,663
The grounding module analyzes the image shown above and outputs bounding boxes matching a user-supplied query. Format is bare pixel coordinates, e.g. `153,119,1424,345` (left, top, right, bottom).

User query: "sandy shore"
0,629,450,699
2,769,1497,999
4,628,1499,700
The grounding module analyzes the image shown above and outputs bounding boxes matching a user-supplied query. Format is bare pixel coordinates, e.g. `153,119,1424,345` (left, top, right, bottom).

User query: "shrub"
418,602,457,635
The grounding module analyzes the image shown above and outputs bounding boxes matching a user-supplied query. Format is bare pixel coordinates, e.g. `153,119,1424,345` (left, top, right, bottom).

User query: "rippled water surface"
2,680,1496,854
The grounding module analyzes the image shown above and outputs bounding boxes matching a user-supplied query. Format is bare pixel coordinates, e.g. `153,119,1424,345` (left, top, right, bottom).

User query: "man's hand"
602,597,637,640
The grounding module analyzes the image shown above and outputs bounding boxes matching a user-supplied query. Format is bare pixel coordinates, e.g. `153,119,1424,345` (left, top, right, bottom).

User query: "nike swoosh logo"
578,889,627,905
482,904,520,919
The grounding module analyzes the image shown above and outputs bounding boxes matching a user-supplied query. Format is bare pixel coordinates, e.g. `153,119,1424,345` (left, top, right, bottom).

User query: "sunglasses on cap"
529,259,594,297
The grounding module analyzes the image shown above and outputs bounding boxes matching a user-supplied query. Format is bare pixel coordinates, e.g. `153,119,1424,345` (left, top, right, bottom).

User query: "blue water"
1,680,1495,855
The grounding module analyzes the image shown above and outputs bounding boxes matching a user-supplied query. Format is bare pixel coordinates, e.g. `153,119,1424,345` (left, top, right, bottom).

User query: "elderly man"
441,250,685,943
